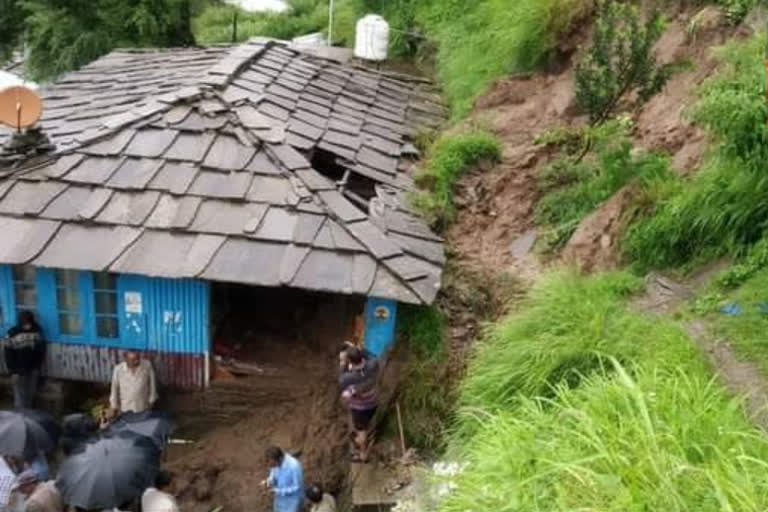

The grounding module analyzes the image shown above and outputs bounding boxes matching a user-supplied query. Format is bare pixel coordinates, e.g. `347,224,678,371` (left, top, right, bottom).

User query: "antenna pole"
328,0,334,46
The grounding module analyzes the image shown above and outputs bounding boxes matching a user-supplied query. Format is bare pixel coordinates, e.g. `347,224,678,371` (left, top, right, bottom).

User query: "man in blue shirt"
261,446,304,512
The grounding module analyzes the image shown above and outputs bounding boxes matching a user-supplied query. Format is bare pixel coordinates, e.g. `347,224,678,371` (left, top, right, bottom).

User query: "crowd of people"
2,311,382,512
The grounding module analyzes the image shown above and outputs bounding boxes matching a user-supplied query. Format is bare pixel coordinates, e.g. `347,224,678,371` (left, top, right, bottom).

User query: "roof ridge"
201,39,274,90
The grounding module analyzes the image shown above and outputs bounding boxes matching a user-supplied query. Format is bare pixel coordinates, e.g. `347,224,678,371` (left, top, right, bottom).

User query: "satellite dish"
0,86,43,130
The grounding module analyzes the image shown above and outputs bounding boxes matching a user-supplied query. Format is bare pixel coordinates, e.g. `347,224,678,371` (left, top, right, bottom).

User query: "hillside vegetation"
440,272,768,511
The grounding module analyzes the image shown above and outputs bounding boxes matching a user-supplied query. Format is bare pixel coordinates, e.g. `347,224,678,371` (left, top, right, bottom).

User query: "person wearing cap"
10,470,61,512
141,470,179,512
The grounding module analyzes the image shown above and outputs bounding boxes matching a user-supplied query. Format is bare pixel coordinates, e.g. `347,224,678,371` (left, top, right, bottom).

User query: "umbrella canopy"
0,409,61,458
107,411,171,450
56,431,160,510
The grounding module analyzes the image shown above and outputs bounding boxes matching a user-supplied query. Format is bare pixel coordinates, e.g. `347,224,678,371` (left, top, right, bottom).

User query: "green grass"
535,120,674,251
438,270,768,511
709,269,768,377
625,33,768,270
440,363,768,512
413,131,502,229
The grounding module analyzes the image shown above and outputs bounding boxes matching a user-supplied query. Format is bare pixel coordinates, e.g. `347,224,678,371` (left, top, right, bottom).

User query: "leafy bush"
575,1,671,124
535,120,673,251
398,304,446,361
625,33,768,269
414,131,502,229
718,237,768,288
440,363,768,512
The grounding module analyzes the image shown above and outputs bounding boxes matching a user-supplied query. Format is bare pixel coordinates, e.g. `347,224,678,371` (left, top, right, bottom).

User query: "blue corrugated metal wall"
0,265,210,379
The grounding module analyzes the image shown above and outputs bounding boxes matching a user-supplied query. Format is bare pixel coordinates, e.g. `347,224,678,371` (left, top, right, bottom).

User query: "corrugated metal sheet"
0,341,205,389
147,278,210,355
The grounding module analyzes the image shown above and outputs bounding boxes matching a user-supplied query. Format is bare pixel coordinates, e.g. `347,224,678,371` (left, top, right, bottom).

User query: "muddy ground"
164,290,360,512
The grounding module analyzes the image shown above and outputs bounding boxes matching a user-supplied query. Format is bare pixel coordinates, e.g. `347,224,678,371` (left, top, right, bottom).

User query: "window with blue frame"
55,269,83,336
12,265,37,315
93,273,118,339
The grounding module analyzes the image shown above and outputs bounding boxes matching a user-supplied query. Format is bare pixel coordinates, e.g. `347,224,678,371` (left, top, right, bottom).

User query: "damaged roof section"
0,39,447,304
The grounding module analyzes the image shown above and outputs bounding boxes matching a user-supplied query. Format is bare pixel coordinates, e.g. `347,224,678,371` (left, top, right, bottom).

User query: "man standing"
108,351,158,417
339,344,379,463
262,446,303,512
4,312,45,409
141,470,180,512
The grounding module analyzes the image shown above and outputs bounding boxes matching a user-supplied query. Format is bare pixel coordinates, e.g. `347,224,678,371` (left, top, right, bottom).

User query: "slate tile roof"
0,39,446,304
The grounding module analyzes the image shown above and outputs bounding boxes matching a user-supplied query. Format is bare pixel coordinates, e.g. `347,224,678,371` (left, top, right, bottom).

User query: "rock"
561,184,637,271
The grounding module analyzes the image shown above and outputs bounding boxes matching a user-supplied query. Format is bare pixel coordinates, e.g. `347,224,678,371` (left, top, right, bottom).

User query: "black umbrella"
107,410,171,450
0,409,61,458
56,431,160,510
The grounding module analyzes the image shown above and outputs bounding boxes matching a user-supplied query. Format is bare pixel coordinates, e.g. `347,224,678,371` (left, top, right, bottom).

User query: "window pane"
58,314,82,335
96,317,119,339
14,284,36,308
56,288,80,311
93,273,117,291
55,269,79,288
12,265,35,283
95,292,117,315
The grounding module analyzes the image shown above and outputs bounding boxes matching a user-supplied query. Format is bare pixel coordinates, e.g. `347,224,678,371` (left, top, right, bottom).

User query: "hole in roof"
310,148,377,204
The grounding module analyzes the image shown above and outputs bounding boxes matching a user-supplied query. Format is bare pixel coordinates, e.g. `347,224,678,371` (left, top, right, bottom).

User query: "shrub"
718,237,768,288
413,131,502,229
624,34,768,269
576,0,672,124
535,119,673,251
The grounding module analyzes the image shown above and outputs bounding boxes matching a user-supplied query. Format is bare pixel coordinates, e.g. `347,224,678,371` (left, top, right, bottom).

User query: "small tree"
575,0,671,124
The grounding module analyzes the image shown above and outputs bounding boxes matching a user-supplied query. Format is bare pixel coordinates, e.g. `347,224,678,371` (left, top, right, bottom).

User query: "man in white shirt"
142,471,180,512
0,456,17,511
108,351,158,417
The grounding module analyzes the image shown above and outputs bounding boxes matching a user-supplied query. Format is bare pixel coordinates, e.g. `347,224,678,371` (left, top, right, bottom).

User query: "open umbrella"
107,410,171,450
56,431,160,510
0,409,61,458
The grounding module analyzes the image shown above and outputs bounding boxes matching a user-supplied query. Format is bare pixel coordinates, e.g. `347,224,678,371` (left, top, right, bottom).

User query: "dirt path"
633,269,768,431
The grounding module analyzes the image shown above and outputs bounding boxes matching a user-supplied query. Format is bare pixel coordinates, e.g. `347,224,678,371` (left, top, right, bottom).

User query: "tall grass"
455,271,703,436
440,270,768,510
413,131,502,229
440,364,768,512
625,34,768,269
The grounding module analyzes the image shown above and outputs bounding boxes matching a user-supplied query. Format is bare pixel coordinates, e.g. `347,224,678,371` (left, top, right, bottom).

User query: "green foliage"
720,0,760,24
414,131,502,229
397,304,446,361
0,0,24,64
713,269,768,377
535,119,673,251
393,305,450,452
625,34,768,269
193,0,336,45
22,0,198,81
718,237,768,288
440,363,768,512
455,271,701,435
432,0,590,117
441,270,768,510
575,1,671,124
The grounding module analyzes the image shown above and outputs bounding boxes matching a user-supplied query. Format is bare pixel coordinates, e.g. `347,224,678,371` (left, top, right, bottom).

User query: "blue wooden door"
117,275,149,350
363,297,398,358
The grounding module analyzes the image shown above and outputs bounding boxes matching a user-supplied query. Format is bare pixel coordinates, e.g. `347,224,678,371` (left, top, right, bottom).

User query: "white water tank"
354,14,389,62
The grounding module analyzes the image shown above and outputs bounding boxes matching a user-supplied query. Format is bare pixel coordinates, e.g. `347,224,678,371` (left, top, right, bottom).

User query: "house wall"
363,297,398,358
0,264,210,389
